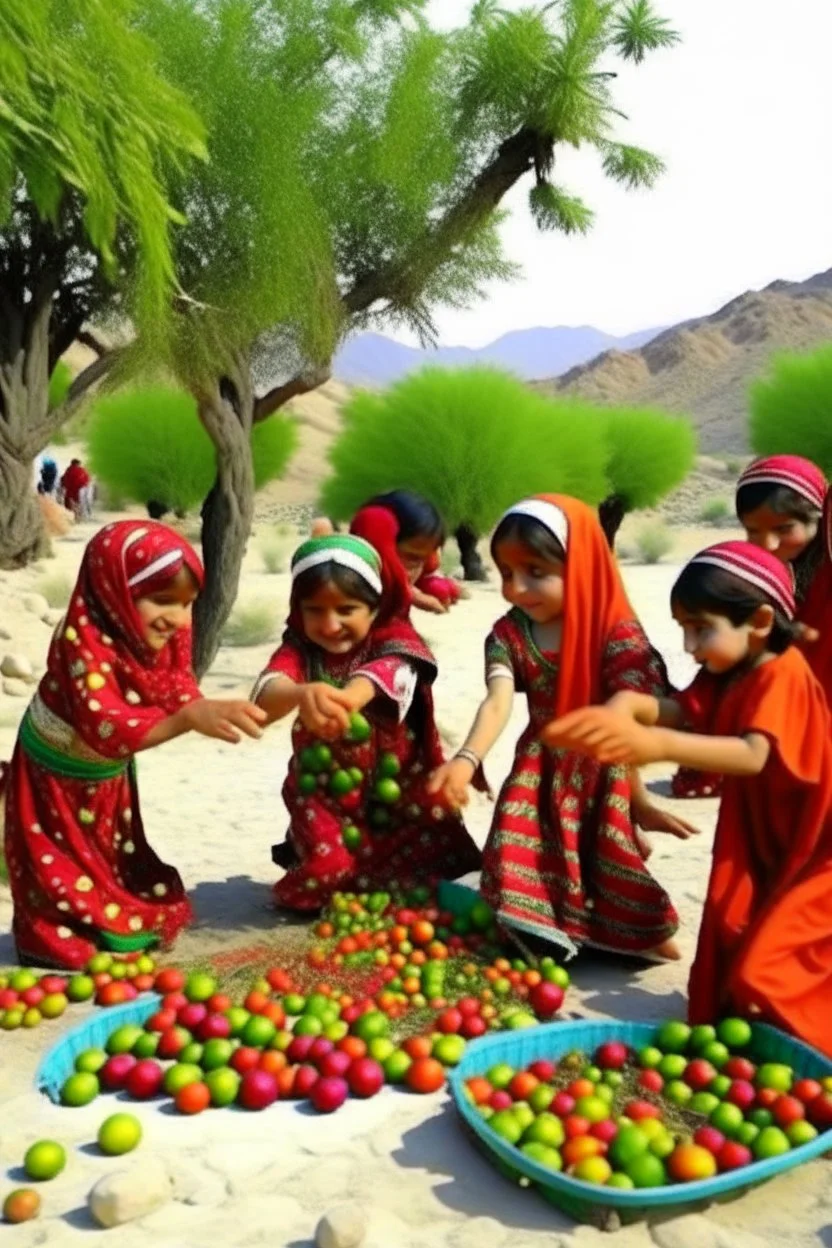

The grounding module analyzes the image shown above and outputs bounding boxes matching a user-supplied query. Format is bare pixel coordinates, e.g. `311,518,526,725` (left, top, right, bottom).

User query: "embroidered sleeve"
601,621,667,700
354,657,417,724
485,624,516,687
252,640,306,701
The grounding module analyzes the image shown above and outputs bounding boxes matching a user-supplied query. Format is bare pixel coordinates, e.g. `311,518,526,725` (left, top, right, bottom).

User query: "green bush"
222,599,278,647
320,367,609,533
594,405,696,510
698,497,731,525
749,346,832,475
48,361,73,410
86,385,297,514
635,522,673,564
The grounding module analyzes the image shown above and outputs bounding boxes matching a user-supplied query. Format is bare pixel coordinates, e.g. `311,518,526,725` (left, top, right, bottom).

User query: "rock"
315,1203,368,1248
0,626,11,641
41,608,65,628
651,1215,768,1248
1,654,35,682
22,593,49,618
88,1158,172,1228
2,677,30,698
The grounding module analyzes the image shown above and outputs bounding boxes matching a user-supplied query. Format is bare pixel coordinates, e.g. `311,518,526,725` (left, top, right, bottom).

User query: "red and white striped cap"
686,540,796,619
736,454,827,511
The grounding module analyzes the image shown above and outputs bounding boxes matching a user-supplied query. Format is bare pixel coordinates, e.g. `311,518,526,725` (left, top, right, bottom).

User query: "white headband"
291,548,383,595
499,499,568,551
127,548,183,589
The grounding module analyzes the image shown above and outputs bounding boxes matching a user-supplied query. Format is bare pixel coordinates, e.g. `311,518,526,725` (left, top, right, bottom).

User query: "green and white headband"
291,534,383,595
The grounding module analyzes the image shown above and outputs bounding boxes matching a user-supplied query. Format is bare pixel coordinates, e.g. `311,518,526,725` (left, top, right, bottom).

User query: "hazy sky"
398,0,832,346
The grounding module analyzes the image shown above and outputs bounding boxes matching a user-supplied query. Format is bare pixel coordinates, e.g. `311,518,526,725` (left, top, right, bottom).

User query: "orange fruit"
403,1035,433,1060
337,1036,367,1060
406,1057,446,1094
244,991,269,1015
466,1076,493,1106
259,1050,288,1075
175,1082,211,1115
509,1072,539,1101
561,1136,605,1168
316,921,334,939
410,921,435,947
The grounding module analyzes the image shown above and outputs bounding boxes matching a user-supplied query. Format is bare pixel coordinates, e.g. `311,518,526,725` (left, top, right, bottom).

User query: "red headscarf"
349,505,413,623
736,455,827,512
38,521,204,757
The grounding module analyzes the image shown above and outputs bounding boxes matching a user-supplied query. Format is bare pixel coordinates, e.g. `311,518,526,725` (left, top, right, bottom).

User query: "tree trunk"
192,355,257,679
0,300,53,568
598,494,626,551
0,447,50,566
455,523,488,582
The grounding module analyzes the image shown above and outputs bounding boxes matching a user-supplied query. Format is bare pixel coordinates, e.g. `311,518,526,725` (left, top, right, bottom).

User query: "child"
253,533,481,909
542,541,832,1057
350,490,465,614
428,494,683,960
672,454,828,798
3,521,265,969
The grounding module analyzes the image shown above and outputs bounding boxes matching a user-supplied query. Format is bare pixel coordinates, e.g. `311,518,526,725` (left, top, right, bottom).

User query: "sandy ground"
2,512,831,1247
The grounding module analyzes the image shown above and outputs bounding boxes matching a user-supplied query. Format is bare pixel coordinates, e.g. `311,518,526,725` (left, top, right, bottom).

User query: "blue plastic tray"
36,994,161,1103
448,1018,832,1227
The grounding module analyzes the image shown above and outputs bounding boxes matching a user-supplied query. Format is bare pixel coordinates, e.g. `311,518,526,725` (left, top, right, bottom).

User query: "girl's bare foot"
646,938,682,962
635,828,653,860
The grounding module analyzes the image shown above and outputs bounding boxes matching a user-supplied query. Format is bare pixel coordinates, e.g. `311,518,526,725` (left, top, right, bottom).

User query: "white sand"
1,515,829,1247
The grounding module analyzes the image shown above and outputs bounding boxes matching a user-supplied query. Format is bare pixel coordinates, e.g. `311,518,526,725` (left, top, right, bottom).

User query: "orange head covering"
497,494,635,716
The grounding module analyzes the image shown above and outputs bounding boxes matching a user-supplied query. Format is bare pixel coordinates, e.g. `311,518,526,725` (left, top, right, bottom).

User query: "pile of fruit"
464,1018,832,1190
0,953,158,1031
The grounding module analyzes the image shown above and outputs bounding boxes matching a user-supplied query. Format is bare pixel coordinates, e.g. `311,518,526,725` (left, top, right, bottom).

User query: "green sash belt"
20,710,129,782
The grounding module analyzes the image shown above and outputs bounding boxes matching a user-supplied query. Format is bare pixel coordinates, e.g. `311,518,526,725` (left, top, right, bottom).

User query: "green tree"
321,367,610,575
749,346,832,475
0,0,205,567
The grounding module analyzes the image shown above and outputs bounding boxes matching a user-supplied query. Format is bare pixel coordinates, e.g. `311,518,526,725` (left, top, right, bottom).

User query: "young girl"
3,521,265,969
672,454,828,798
542,540,832,1056
428,494,683,960
253,533,481,909
350,490,465,614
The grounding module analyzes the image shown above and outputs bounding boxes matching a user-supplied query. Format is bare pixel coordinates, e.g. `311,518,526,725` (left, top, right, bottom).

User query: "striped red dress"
480,609,679,956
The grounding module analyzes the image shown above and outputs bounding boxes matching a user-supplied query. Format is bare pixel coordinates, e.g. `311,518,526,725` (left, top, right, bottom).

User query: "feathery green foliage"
749,347,832,477
48,362,72,411
594,404,696,509
320,367,609,533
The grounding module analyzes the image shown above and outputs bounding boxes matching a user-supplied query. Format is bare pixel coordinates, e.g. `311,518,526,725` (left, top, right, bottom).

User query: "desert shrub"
48,361,73,411
749,346,832,474
222,599,277,647
635,522,673,564
34,572,73,608
595,406,697,511
320,367,609,533
251,417,298,490
698,497,731,524
258,529,294,574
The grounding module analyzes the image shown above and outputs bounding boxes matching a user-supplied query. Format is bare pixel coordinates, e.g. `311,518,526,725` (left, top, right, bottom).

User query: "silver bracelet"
454,747,480,770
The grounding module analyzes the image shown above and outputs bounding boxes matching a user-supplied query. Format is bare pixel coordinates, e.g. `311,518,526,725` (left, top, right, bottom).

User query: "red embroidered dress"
3,522,199,968
257,625,481,910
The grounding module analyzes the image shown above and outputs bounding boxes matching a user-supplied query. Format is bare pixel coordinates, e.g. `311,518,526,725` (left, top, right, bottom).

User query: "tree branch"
64,349,121,408
77,328,111,357
253,365,332,422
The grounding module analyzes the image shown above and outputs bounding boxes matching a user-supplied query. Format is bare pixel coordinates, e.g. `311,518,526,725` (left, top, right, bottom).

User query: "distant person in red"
60,458,91,518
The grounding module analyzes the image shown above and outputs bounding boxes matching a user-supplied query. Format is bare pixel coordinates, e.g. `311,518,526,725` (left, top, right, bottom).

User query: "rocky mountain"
535,269,832,452
333,324,661,386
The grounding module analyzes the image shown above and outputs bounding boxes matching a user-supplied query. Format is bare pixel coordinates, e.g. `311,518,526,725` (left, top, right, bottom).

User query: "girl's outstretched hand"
633,796,701,841
540,707,664,766
184,698,267,743
297,682,353,738
426,758,473,809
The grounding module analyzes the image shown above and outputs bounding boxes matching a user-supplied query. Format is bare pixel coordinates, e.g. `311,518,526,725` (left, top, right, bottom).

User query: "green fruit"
582,1065,603,1083
487,1063,515,1090
752,1126,791,1160
710,1102,745,1137
352,1010,389,1042
658,1054,687,1081
688,1091,721,1116
756,1063,793,1093
543,964,570,989
180,1042,204,1065
24,1140,66,1182
688,1024,717,1052
374,777,401,805
346,712,371,743
9,969,37,992
205,1067,241,1107
575,1095,610,1124
293,1014,323,1037
638,1046,663,1070
489,1110,523,1145
607,1173,636,1189
201,1038,234,1071
609,1126,650,1169
383,1051,412,1084
748,1108,774,1129
164,1063,205,1096
185,972,216,1003
468,900,494,931
664,1079,693,1106
324,1020,349,1042
511,1103,535,1131
312,743,333,772
701,1041,730,1069
106,1024,144,1055
97,1113,142,1156
349,768,364,786
786,1120,818,1147
522,1113,565,1149
330,769,355,797
368,1037,396,1063
602,1070,624,1089
298,773,318,796
716,1017,753,1049
528,1085,556,1114
60,1072,99,1107
132,1032,159,1059
625,1152,667,1188
648,1130,675,1161
225,1007,250,1036
520,1142,563,1170
283,993,307,1016
709,1074,732,1099
22,1007,42,1028
40,993,68,1020
377,752,401,779
242,1016,277,1048
75,1048,108,1075
66,975,95,1002
433,1035,466,1066
655,1020,691,1054
735,1122,760,1147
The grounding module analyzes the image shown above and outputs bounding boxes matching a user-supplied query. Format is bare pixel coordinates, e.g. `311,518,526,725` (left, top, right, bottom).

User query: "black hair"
490,513,566,565
735,481,822,601
292,561,381,611
366,490,445,545
670,562,799,655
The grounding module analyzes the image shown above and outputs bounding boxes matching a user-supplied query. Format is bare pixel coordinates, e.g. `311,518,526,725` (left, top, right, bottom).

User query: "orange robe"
680,647,832,1057
796,558,832,708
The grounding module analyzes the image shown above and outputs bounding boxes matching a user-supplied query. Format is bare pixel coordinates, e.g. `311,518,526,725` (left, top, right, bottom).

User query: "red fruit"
0,989,19,1009
310,1076,349,1113
396,908,418,927
287,1035,317,1064
154,968,186,994
163,991,188,1012
176,1082,211,1115
197,1013,231,1042
638,1069,664,1094
755,1087,779,1109
793,1078,823,1104
404,1057,446,1094
726,1080,756,1111
528,1060,557,1083
177,1003,208,1032
97,982,128,1007
723,1056,756,1082
694,1126,726,1155
717,1141,753,1172
133,973,155,993
460,1016,487,1040
40,975,68,995
266,967,293,994
684,1059,718,1091
21,986,45,1007
93,972,112,989
551,1091,575,1118
100,1053,137,1090
319,1050,352,1079
437,1009,463,1035
156,1026,191,1060
489,1090,513,1111
567,1079,596,1100
207,993,232,1014
624,1100,661,1122
808,1092,832,1128
293,1064,320,1098
231,1047,261,1075
457,997,481,1018
341,1005,361,1026
563,1115,591,1139
772,1094,806,1127
594,1041,628,1070
348,1057,385,1099
125,1059,164,1100
590,1119,619,1144
239,1069,279,1110
529,981,565,1020
308,1038,335,1064
146,1008,177,1033
121,982,138,1001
